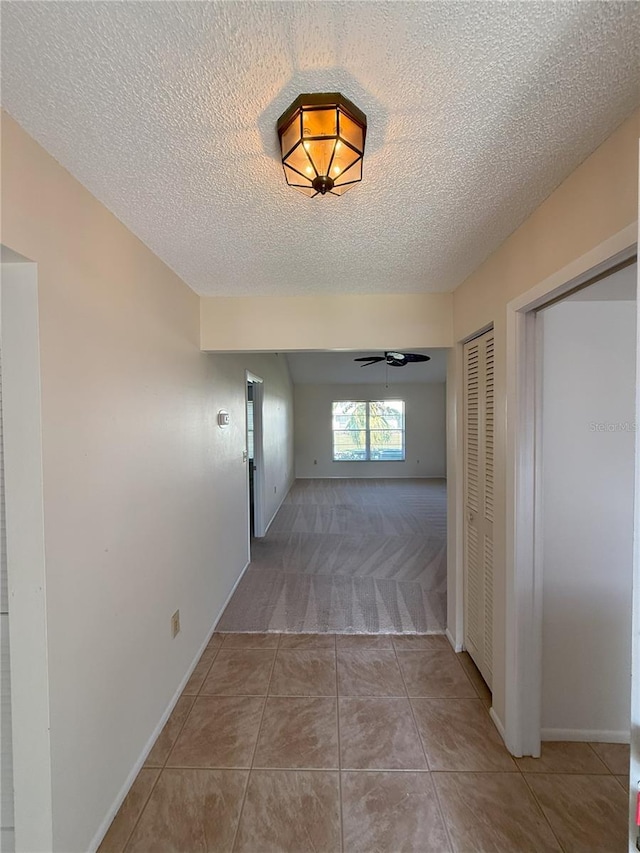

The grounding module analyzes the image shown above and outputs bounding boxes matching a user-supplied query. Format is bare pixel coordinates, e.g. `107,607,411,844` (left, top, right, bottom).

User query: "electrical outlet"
171,609,180,638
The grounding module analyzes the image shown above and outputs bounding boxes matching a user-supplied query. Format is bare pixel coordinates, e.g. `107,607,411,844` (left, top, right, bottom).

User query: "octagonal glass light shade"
277,93,367,198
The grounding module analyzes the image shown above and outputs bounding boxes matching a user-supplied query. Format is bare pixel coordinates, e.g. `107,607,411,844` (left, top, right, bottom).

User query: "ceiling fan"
354,351,431,368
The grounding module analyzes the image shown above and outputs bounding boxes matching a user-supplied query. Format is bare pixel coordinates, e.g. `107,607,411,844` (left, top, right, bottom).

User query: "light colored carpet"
217,478,447,634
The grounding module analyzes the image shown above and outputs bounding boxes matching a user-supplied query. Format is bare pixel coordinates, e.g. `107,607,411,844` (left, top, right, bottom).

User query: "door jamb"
504,223,637,757
246,372,266,540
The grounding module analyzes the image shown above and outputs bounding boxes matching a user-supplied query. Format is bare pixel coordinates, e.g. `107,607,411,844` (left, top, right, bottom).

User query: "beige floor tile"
167,696,264,768
341,770,451,852
254,697,338,769
144,695,196,768
589,741,630,776
525,773,627,852
615,774,629,792
339,698,427,770
183,644,220,695
336,634,395,649
411,698,516,771
206,632,225,652
234,770,341,853
98,768,159,853
222,632,280,649
200,649,275,696
516,741,610,775
434,771,562,852
126,768,247,853
397,650,477,698
279,633,336,649
392,634,452,652
457,651,492,703
269,650,337,696
337,649,406,697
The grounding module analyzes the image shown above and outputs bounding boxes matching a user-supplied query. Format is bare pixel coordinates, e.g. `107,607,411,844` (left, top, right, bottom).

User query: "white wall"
540,296,636,740
221,353,295,530
1,114,295,852
294,382,446,479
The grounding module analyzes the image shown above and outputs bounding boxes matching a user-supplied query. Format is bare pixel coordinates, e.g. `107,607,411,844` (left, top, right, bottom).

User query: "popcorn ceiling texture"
2,1,639,297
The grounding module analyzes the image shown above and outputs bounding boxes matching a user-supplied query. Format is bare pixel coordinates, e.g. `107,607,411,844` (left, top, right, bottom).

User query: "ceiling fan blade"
402,353,431,363
354,356,385,366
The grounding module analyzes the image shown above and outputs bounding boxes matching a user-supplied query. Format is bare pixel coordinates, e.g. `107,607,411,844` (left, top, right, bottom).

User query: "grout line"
335,642,344,853
391,642,455,853
120,640,226,852
229,638,279,852
120,768,162,853
518,769,568,852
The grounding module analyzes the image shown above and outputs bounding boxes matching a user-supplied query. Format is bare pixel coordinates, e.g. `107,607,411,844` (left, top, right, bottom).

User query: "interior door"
463,328,495,689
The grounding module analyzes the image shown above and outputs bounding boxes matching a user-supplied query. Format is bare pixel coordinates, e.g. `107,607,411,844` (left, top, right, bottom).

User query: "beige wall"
1,112,294,852
450,108,639,728
201,292,453,351
294,382,446,479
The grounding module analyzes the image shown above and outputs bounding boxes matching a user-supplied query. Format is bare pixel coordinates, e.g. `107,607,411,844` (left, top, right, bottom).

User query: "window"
332,400,405,461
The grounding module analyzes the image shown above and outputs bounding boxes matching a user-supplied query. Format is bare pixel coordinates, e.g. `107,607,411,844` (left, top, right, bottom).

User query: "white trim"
2,259,54,853
504,222,637,758
90,558,251,852
263,478,294,536
541,728,630,744
489,707,508,745
246,373,265,539
445,628,463,653
446,345,464,650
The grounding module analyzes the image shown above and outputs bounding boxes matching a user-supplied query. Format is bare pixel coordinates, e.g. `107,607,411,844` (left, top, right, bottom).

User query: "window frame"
331,399,406,462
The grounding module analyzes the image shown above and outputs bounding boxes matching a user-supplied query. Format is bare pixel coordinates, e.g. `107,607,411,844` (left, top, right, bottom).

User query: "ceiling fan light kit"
277,93,367,198
354,351,431,368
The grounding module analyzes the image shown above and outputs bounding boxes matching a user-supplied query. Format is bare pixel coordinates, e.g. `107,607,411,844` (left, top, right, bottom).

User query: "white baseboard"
445,628,463,652
263,477,294,536
90,559,251,852
541,727,630,744
489,707,507,743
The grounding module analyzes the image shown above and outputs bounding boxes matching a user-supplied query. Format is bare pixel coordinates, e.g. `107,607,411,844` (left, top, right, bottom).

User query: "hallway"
217,479,447,634
99,632,627,852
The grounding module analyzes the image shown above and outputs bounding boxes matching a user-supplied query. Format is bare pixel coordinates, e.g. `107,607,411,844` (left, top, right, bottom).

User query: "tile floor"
99,633,629,853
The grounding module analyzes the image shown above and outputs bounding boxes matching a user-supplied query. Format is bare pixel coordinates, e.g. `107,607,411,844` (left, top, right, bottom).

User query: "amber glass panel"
304,138,338,177
330,183,356,196
284,141,315,179
283,164,313,187
338,111,364,152
302,107,338,139
329,141,359,179
292,185,318,198
280,111,302,158
332,158,363,186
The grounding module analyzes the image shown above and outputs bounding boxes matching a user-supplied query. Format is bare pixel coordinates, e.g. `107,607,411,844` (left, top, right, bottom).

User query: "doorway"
504,233,637,759
246,372,265,543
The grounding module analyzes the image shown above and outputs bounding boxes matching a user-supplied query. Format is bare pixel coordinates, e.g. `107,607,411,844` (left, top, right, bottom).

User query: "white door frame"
246,372,266,539
1,255,54,851
504,223,637,757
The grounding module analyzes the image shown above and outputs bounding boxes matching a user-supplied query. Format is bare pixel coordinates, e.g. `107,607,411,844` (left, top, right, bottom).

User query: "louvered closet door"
463,329,495,689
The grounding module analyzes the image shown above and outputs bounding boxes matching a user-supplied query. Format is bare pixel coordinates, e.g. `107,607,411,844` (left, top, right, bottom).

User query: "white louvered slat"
484,335,495,524
464,330,495,691
465,525,481,652
483,535,494,682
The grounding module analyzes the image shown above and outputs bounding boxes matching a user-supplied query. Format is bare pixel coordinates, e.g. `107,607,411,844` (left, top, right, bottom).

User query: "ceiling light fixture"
277,93,367,198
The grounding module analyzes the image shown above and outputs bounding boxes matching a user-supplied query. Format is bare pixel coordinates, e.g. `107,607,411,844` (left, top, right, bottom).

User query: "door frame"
246,372,266,539
503,223,637,757
1,254,54,851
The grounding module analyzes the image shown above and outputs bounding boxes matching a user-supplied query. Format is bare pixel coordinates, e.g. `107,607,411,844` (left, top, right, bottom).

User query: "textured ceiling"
286,349,447,385
2,2,639,297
